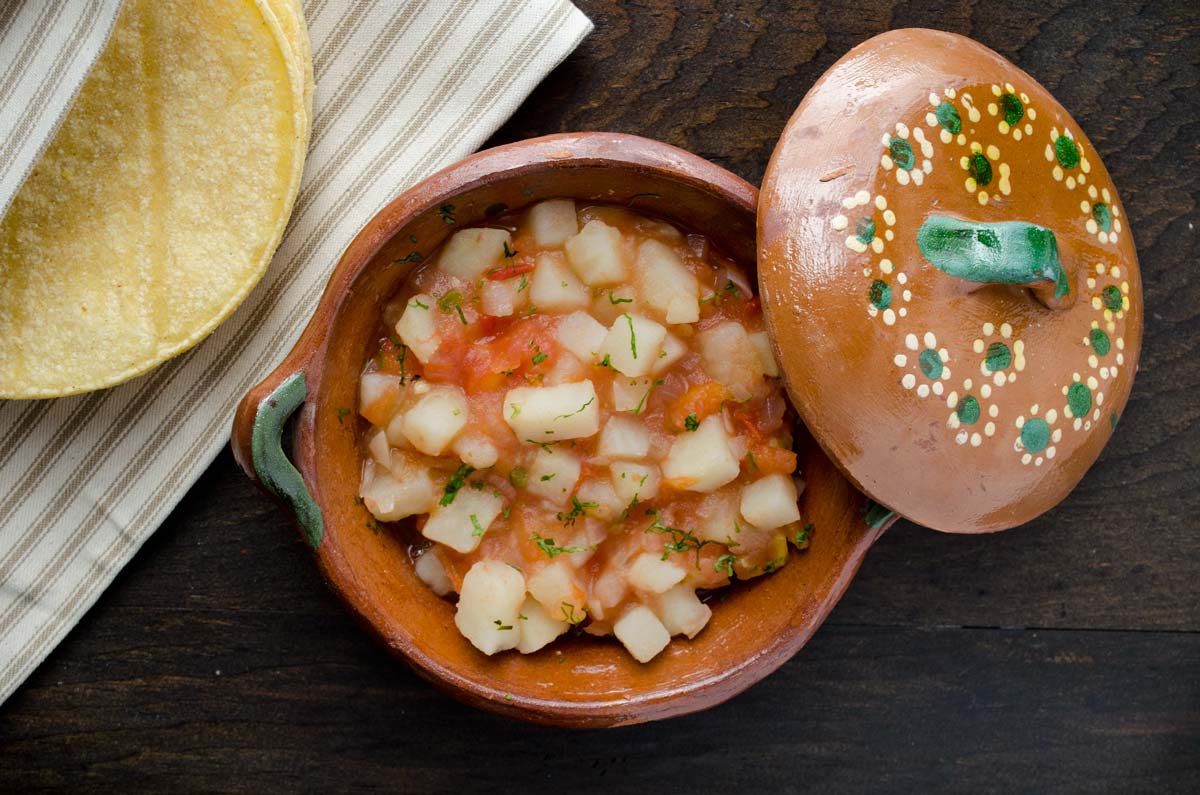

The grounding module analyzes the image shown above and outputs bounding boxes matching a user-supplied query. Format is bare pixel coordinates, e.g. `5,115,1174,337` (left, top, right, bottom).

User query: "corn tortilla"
0,0,309,398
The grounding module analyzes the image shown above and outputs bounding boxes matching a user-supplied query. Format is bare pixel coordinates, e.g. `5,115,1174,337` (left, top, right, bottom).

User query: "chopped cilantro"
532,351,547,365
439,204,456,224
556,496,599,527
684,413,699,431
723,279,742,298
531,532,596,559
608,291,632,305
493,619,513,631
517,275,529,292
509,403,521,419
393,251,422,264
599,354,612,369
624,313,638,359
645,513,713,568
411,298,429,310
336,407,351,424
793,523,814,549
508,467,527,488
439,464,475,507
715,553,737,577
555,397,594,420
561,602,586,625
540,473,556,482
470,514,485,537
503,240,518,258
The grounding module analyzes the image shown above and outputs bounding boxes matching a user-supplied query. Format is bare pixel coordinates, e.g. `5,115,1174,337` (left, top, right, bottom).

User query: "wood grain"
1,0,1198,790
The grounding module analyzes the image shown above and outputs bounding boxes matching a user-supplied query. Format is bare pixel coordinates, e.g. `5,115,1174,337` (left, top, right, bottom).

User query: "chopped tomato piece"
666,381,731,431
485,261,536,280
748,442,797,475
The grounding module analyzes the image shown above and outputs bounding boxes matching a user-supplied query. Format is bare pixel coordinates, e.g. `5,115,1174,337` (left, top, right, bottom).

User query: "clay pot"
231,133,879,727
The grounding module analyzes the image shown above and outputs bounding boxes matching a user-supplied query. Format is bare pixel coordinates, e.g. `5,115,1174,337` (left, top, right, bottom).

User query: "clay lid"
758,29,1143,534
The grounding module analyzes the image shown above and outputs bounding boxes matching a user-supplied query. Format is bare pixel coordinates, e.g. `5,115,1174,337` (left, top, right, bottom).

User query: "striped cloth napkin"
0,0,592,705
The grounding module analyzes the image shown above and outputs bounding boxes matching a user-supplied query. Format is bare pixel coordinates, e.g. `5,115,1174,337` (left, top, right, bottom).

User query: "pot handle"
231,370,324,549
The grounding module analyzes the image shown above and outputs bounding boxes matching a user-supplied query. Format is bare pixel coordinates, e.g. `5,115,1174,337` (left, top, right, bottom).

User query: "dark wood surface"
3,1,1198,791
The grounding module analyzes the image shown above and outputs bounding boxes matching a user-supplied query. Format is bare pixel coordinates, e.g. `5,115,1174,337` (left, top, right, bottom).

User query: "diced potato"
693,489,741,543
401,385,469,456
652,585,712,639
452,432,499,469
360,463,438,522
394,294,441,363
697,321,764,401
611,376,655,413
481,277,527,317
503,380,600,441
610,462,660,504
525,447,581,506
627,552,686,594
750,330,780,378
596,415,650,460
367,428,392,469
359,372,401,426
528,560,586,621
454,560,525,655
438,227,511,282
635,239,700,324
613,605,671,663
526,199,578,248
575,478,624,522
422,487,505,554
564,219,627,286
661,415,740,492
739,473,801,530
384,412,411,448
414,549,453,596
651,332,688,375
555,311,607,363
597,313,667,377
529,251,589,312
516,596,570,653
589,284,640,325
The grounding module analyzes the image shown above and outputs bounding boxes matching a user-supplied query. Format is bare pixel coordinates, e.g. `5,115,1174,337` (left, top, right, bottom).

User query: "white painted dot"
903,290,912,301
1022,453,1032,464
948,391,959,408
1035,457,1044,467
964,378,973,389
994,372,1006,386
883,308,896,325
881,258,894,274
1088,376,1099,389
1032,404,1040,414
902,374,916,389
1052,429,1063,443
983,322,995,335
973,339,985,354
981,384,991,398
985,422,996,437
906,334,919,351
875,195,887,210
1046,447,1057,460
971,433,982,447
831,215,849,231
899,308,908,317
883,210,896,226
924,332,936,348
957,430,969,445
933,381,944,396
917,384,931,398
1046,409,1058,424
855,190,870,205
897,271,907,284
894,354,907,367
1000,323,1012,338
989,404,999,418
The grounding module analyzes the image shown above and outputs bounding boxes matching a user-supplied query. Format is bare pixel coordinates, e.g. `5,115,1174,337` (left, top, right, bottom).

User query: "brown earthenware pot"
231,133,881,727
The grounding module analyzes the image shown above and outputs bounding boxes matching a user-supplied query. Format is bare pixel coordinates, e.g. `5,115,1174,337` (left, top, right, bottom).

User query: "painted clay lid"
758,29,1143,533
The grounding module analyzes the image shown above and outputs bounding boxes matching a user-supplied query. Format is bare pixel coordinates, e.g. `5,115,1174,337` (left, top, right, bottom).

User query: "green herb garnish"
532,532,596,559
411,298,429,310
336,407,351,424
439,204,456,224
503,240,518,258
561,602,586,625
494,619,513,630
556,496,599,527
508,467,527,488
394,251,422,264
540,473,556,482
793,523,814,549
684,413,699,431
608,291,632,305
470,514,485,537
645,511,713,567
625,313,638,359
715,553,737,577
532,351,547,365
556,397,594,420
439,464,475,507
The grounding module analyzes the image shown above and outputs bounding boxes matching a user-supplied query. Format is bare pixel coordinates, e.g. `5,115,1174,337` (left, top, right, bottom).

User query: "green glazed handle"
250,371,324,549
917,215,1071,302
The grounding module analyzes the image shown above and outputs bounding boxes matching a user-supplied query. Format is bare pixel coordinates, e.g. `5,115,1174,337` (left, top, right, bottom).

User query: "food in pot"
356,200,808,663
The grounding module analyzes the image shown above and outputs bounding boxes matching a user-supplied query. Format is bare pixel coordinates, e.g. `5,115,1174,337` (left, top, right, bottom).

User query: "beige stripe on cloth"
0,0,592,704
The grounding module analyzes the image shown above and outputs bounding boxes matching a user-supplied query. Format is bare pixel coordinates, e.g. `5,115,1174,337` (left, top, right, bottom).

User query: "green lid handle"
917,216,1072,306
250,371,324,548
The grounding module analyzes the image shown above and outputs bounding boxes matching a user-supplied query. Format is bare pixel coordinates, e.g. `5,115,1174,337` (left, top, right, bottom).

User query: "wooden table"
2,2,1197,790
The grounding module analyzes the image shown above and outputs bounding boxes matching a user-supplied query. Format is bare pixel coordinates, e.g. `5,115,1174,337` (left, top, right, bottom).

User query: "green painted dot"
957,396,980,425
999,93,1025,127
1090,327,1111,356
919,349,943,380
968,151,993,186
889,137,916,170
1067,383,1092,418
1110,412,1119,431
935,102,961,134
1020,418,1051,454
868,279,892,310
985,342,1011,372
1055,135,1080,169
1093,202,1112,233
1102,285,1123,312
856,216,877,245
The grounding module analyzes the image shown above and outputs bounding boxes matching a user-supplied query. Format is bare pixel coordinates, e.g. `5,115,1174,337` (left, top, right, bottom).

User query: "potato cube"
414,549,453,596
422,487,505,554
596,415,650,460
564,219,627,286
693,490,741,543
652,585,712,639
627,552,686,594
697,321,764,401
401,385,469,456
451,432,499,469
384,412,411,448
454,560,525,655
662,415,740,492
613,605,671,663
528,560,586,621
360,464,438,522
529,251,589,312
480,277,528,317
525,447,581,506
610,462,660,504
749,330,780,377
635,239,700,324
503,380,600,441
516,596,570,653
611,376,656,413
651,332,688,375
575,478,625,522
367,428,392,469
555,311,608,363
438,227,511,282
526,198,578,248
394,293,441,363
597,313,667,377
359,372,402,426
739,473,801,530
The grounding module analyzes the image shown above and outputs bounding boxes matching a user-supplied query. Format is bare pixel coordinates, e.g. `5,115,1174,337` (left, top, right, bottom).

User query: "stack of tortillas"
0,0,312,398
